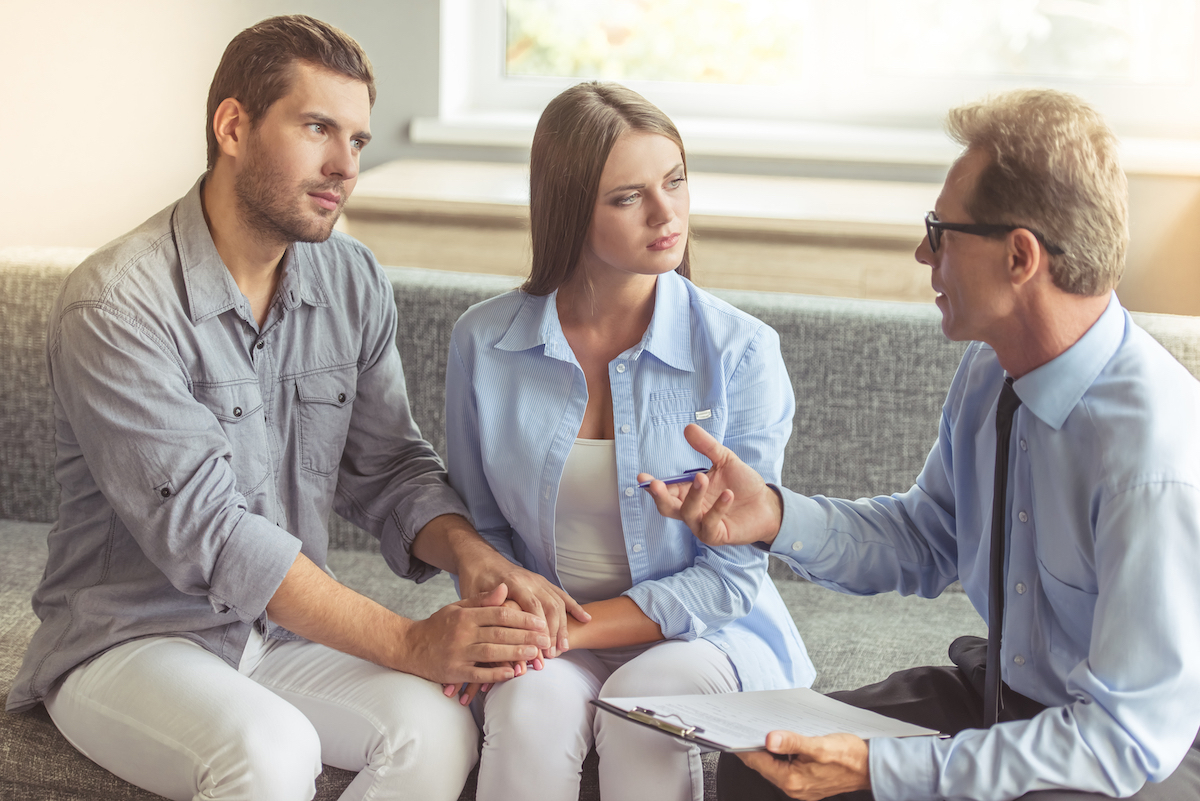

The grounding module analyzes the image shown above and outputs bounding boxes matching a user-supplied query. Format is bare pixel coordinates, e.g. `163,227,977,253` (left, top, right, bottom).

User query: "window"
418,0,1200,167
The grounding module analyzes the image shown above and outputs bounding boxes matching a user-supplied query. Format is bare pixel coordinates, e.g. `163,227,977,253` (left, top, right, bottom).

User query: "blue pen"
637,467,708,489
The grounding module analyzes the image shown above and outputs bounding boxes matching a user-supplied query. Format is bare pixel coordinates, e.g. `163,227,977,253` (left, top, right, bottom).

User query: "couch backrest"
5,250,1200,554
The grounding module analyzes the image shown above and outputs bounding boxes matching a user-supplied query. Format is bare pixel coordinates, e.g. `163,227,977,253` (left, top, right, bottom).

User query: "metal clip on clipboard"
626,706,704,739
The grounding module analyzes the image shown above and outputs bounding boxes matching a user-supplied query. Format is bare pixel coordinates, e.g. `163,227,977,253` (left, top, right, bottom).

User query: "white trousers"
44,631,478,801
475,638,740,801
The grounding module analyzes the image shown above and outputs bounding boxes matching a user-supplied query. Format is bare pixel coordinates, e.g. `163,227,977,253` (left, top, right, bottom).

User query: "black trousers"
717,637,1200,801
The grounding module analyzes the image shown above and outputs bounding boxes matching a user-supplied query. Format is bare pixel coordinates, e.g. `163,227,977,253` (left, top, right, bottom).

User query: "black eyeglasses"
924,211,1065,256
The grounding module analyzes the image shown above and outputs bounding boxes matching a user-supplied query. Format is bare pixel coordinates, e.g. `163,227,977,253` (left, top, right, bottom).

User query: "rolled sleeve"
623,543,767,640
208,514,301,621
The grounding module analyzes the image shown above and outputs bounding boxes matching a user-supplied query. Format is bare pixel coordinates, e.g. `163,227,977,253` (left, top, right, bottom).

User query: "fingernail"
767,733,780,750
460,693,469,705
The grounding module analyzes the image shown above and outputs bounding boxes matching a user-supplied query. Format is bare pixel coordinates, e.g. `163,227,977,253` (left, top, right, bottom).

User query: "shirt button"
621,424,631,434
1014,654,1026,667
160,487,171,498
632,543,643,553
1018,510,1028,523
791,542,803,551
338,393,346,403
256,341,264,350
624,487,635,497
1015,582,1027,595
233,407,243,418
616,363,626,373
1019,439,1027,451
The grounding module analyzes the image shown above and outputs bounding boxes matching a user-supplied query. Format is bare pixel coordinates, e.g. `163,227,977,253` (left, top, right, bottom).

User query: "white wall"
0,1,272,249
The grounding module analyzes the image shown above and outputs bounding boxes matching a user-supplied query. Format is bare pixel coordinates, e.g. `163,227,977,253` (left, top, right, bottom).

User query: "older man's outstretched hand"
638,423,784,548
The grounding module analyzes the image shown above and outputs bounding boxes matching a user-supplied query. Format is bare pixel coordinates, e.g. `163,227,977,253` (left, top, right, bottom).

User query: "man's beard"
234,143,344,246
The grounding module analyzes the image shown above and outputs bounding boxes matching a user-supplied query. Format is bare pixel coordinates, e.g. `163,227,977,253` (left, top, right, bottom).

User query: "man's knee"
208,703,323,801
367,675,478,782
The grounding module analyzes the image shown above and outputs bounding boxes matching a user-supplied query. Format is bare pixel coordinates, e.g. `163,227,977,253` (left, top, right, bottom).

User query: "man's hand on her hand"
459,558,590,658
401,583,549,684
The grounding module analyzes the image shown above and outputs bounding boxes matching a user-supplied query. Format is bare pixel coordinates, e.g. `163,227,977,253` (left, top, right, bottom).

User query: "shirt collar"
174,175,327,325
494,271,694,371
1012,292,1125,430
639,271,693,372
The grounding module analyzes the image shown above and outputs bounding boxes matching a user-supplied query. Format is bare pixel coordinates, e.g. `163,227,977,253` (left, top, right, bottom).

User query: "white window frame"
412,0,1200,175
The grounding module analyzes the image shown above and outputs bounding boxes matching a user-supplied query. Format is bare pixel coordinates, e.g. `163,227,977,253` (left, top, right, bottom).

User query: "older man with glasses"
641,88,1200,801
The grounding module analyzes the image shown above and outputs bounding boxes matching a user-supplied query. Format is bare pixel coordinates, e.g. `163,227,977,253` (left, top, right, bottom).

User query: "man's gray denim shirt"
7,177,468,712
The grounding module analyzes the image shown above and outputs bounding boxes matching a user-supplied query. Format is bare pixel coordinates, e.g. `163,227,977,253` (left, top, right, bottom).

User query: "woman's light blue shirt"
445,271,813,692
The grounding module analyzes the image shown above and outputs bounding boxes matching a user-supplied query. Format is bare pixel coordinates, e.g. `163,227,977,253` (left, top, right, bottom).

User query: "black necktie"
984,377,1022,726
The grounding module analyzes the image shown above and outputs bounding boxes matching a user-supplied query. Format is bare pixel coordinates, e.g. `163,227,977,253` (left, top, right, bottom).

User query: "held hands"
443,598,543,706
738,731,871,800
638,424,784,548
402,583,550,686
458,553,590,659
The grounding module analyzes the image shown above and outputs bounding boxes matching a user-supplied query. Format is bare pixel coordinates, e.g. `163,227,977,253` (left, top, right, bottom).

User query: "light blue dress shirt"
446,270,814,692
771,294,1200,800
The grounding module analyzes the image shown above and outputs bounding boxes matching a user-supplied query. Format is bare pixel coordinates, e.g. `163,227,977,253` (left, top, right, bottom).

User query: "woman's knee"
600,640,738,699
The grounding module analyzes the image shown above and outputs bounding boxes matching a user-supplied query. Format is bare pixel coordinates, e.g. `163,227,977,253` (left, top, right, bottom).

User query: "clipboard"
591,700,747,752
592,688,940,752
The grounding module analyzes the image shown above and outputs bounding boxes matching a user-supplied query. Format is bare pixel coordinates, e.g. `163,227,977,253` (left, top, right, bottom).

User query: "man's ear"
1007,228,1044,288
212,97,249,162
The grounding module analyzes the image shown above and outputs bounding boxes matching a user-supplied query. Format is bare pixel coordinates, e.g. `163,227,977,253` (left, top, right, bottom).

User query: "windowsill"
410,113,1200,178
347,159,934,246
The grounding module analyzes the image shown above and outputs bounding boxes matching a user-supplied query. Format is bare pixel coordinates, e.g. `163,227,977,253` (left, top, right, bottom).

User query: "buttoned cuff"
868,736,938,801
767,487,833,576
208,514,301,624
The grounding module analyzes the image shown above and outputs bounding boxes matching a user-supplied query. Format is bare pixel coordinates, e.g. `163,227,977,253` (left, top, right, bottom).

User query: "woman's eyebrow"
603,163,685,195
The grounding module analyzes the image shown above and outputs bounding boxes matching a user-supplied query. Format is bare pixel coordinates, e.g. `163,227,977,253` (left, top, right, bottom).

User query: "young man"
642,90,1200,800
6,15,584,801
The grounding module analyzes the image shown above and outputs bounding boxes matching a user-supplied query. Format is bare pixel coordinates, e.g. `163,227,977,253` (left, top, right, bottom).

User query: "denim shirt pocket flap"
295,370,357,408
192,381,269,491
296,368,358,476
194,381,264,423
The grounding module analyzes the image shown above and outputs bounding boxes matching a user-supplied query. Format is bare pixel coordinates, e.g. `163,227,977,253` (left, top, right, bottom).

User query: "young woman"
445,82,813,801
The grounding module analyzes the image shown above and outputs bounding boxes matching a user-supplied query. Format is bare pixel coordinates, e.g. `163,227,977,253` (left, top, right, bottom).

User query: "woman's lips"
648,232,681,251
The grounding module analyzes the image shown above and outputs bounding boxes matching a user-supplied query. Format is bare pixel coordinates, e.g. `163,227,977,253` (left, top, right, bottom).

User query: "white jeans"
475,638,740,801
44,631,478,801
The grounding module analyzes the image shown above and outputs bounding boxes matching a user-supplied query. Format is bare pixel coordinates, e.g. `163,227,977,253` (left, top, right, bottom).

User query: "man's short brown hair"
205,15,375,170
946,89,1128,296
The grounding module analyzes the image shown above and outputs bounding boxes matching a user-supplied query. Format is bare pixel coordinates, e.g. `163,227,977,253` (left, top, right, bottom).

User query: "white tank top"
553,438,634,605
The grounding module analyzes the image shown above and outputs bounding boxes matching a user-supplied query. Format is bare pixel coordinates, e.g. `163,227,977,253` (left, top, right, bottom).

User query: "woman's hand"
458,551,591,658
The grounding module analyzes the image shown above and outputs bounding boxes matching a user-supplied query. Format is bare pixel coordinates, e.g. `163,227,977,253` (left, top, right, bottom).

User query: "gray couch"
4,245,1199,800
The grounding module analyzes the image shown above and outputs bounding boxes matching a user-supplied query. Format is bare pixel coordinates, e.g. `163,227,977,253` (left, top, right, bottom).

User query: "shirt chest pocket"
649,388,724,433
296,366,357,476
193,381,270,493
